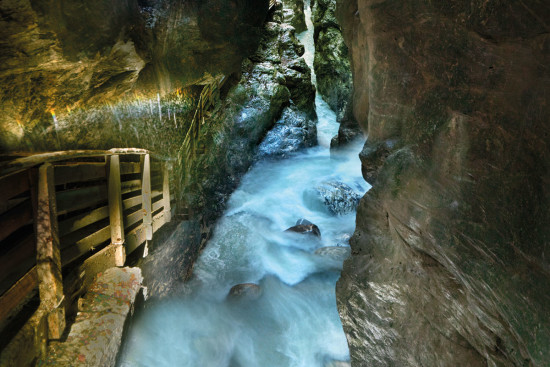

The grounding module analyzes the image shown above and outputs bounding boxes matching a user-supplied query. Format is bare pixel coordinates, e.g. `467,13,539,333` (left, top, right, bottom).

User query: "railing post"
162,163,172,223
108,155,126,266
142,154,153,241
35,163,65,340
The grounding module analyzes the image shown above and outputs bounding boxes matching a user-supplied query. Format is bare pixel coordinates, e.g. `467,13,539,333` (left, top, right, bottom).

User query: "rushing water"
118,2,369,366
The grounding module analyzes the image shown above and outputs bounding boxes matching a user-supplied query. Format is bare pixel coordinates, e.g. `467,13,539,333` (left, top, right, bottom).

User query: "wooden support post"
162,163,172,223
142,154,153,241
108,155,126,266
35,163,65,340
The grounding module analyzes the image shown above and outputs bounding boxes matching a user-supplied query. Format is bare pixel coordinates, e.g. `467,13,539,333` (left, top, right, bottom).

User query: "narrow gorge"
0,0,548,366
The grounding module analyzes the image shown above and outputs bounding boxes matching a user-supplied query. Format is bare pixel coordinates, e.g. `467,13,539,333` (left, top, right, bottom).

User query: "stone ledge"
38,267,142,367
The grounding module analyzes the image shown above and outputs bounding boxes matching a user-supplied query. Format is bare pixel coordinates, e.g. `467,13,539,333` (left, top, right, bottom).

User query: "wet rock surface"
227,283,262,301
305,181,362,216
337,0,550,366
258,105,317,158
185,7,317,223
285,219,321,237
282,0,307,33
314,246,351,262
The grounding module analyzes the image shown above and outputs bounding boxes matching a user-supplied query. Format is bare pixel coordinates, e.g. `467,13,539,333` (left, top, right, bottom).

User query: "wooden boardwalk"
0,149,174,365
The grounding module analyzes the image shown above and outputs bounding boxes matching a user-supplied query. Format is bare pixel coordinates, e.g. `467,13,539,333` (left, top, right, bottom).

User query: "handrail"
0,148,174,177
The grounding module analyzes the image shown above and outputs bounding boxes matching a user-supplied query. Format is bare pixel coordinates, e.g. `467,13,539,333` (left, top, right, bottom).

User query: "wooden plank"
35,163,65,339
124,191,164,229
120,162,141,175
142,154,153,241
126,211,167,254
60,225,111,267
0,170,29,204
58,205,109,237
54,162,106,186
56,185,108,216
121,179,141,194
0,267,38,324
0,235,35,287
0,199,33,243
108,155,125,266
108,156,124,246
123,195,141,210
124,209,142,230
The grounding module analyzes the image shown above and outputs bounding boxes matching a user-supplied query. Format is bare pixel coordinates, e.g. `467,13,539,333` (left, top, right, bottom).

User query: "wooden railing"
178,75,227,181
0,149,174,360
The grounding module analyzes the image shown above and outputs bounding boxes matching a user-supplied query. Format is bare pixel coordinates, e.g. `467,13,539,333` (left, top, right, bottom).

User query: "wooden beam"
0,235,35,291
0,170,30,204
60,226,111,267
35,163,65,340
120,162,141,175
54,162,106,186
58,205,109,237
0,267,38,324
107,155,125,266
56,185,108,216
0,199,33,243
126,211,168,254
142,154,153,241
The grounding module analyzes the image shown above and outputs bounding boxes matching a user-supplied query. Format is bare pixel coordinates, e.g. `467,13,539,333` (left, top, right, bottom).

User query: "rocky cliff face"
336,1,550,366
182,3,317,223
0,0,268,151
311,0,360,147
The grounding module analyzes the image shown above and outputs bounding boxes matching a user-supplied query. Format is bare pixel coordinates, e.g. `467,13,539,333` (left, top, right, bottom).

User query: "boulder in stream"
305,181,362,215
285,218,321,237
227,283,262,301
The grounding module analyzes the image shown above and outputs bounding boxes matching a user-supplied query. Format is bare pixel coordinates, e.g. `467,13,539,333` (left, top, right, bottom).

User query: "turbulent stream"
118,2,368,366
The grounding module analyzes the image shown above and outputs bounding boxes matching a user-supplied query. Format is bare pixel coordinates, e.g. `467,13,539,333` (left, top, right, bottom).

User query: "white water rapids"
118,2,369,366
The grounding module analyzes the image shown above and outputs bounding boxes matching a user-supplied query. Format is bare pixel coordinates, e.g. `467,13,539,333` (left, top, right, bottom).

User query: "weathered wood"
0,199,33,243
124,192,163,230
0,235,35,291
0,148,172,177
60,226,111,267
35,163,65,340
0,170,30,204
120,162,141,175
58,205,109,237
121,179,141,194
54,163,106,186
123,195,141,210
56,185,108,216
108,155,125,266
162,163,172,223
142,154,153,241
126,211,167,254
0,267,38,324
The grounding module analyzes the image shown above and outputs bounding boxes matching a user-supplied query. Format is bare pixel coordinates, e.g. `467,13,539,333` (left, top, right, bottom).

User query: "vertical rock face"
336,1,550,366
282,0,307,33
311,0,360,147
0,0,268,151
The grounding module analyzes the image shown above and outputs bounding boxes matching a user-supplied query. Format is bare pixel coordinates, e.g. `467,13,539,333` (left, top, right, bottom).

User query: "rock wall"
336,1,550,366
0,0,269,151
183,3,316,223
311,0,360,147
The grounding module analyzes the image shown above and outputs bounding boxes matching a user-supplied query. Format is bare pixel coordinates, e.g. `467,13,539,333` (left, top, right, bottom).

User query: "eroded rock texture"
311,0,360,147
336,1,550,366
183,4,317,223
0,0,268,150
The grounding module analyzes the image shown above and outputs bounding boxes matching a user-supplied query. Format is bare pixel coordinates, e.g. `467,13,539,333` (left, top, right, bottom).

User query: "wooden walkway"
0,149,174,366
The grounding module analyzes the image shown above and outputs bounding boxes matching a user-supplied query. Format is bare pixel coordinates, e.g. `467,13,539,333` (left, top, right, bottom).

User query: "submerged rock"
227,283,262,301
314,246,351,262
305,181,362,215
285,219,321,237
